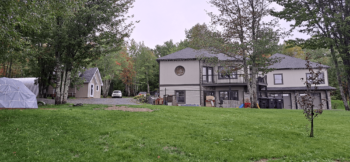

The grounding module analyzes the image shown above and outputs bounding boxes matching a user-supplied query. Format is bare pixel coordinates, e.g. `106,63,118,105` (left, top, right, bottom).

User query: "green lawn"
0,104,349,161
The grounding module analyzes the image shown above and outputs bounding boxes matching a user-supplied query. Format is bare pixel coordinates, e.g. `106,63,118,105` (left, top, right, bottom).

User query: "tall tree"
48,0,135,104
154,40,177,57
196,0,283,107
281,44,306,59
271,0,350,111
94,46,126,98
132,42,158,94
120,52,136,96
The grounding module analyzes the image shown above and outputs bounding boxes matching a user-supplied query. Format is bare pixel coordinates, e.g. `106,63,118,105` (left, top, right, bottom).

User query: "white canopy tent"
0,77,38,108
12,78,39,96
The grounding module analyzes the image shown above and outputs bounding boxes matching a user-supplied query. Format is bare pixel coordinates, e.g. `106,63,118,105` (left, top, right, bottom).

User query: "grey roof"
266,86,336,91
156,47,241,62
79,67,98,83
269,53,330,69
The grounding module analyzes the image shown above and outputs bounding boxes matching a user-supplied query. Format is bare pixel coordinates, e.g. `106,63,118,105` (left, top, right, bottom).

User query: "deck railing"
202,74,267,85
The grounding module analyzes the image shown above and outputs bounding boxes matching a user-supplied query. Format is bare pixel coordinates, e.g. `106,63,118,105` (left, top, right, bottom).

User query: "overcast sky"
127,0,310,49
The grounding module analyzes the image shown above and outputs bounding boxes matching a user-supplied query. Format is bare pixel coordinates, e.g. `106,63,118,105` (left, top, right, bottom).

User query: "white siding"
160,60,200,85
267,69,329,87
159,86,200,105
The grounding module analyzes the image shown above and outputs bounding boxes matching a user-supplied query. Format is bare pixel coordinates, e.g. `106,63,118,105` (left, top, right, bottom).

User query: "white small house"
48,67,103,98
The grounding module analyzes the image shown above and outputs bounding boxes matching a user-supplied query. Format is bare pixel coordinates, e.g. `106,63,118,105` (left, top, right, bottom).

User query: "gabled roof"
156,47,242,62
79,67,103,86
269,53,330,69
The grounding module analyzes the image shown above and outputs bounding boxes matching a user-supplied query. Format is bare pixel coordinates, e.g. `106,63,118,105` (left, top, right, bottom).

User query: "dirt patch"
100,106,153,112
163,146,177,151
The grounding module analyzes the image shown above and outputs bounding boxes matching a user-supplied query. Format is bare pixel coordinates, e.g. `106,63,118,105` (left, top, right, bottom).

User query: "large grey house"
156,47,335,109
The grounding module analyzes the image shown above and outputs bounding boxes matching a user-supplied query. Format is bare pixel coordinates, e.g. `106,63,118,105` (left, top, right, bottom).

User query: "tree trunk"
243,55,251,104
330,47,350,110
146,71,150,94
8,58,12,78
45,74,52,98
54,16,62,105
62,70,71,104
310,106,314,137
60,69,66,102
54,65,62,105
4,62,7,77
44,84,49,98
2,64,5,76
251,66,258,108
125,84,129,96
102,79,111,98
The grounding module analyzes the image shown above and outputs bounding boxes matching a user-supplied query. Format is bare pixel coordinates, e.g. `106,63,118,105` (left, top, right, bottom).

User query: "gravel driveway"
37,98,140,105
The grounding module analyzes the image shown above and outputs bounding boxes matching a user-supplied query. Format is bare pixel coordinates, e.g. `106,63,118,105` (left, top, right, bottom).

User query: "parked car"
138,92,147,97
112,90,122,98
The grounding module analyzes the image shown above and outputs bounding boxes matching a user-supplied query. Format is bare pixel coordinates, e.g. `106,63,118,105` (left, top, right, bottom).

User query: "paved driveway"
37,98,140,105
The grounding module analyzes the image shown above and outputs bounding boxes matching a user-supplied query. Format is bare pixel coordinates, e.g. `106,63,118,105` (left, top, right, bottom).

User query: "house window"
97,85,99,91
306,73,325,84
219,91,238,101
175,66,185,76
319,73,325,84
218,66,237,79
91,85,94,96
274,74,283,85
202,67,213,83
175,90,186,104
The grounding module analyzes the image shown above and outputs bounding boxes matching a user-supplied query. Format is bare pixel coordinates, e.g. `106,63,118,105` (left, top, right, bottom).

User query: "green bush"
133,94,147,103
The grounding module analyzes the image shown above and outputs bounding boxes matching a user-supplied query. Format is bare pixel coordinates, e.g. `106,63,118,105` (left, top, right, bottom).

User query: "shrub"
332,102,338,109
133,94,147,103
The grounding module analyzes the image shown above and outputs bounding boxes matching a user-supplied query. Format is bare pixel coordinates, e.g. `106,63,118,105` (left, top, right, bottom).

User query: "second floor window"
274,74,283,85
218,66,237,79
203,67,213,83
306,73,325,84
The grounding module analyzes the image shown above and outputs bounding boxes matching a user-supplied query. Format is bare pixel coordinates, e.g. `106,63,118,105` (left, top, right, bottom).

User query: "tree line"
0,0,135,103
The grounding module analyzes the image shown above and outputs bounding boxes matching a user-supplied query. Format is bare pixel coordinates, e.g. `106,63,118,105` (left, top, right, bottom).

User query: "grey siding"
267,69,329,87
160,60,200,85
159,86,200,105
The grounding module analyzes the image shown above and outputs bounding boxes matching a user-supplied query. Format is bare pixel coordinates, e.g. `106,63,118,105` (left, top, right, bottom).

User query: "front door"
90,84,94,97
282,93,292,109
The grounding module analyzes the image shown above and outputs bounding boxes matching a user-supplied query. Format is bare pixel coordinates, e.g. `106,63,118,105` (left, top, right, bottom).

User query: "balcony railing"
202,74,267,85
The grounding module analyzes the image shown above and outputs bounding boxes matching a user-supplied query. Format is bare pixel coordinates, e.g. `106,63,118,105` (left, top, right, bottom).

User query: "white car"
112,90,122,98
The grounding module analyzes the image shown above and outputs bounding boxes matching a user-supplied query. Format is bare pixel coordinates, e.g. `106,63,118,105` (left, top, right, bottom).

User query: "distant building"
47,67,103,98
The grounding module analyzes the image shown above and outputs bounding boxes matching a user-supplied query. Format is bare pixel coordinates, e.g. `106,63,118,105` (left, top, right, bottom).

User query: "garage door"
312,93,322,109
